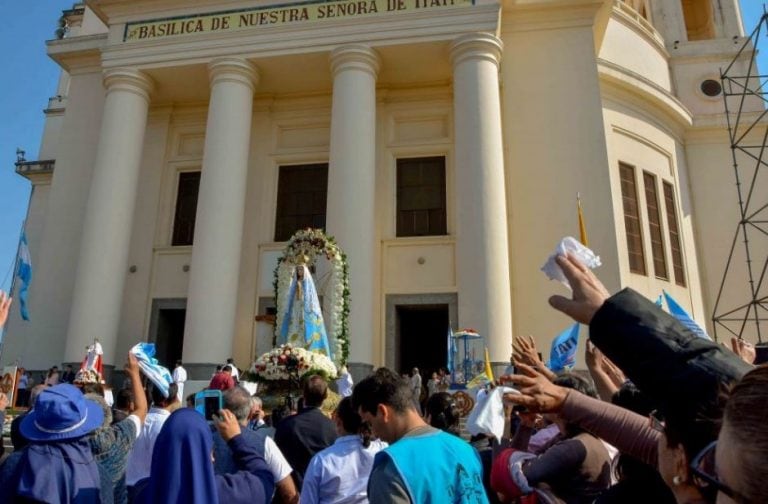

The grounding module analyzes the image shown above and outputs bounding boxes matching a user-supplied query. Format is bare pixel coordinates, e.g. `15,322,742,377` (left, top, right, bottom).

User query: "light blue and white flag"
130,342,173,397
546,323,580,372
663,291,711,340
447,326,455,375
16,231,32,321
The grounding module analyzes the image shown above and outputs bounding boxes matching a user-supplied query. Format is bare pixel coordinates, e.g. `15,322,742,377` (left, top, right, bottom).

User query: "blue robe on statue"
278,265,333,358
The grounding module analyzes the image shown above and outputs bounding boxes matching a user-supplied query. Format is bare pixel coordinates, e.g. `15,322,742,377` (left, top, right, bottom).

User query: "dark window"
663,182,687,286
619,163,646,275
700,79,722,97
275,163,328,242
172,171,201,246
396,157,447,237
643,172,668,279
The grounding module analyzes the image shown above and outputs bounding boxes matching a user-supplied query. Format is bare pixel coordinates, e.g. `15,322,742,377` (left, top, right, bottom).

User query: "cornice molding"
47,33,107,73
500,0,606,32
15,160,55,184
87,0,267,25
597,58,692,128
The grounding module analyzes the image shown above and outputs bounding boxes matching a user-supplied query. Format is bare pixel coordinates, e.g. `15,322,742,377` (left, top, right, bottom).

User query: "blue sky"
0,1,74,292
0,1,765,295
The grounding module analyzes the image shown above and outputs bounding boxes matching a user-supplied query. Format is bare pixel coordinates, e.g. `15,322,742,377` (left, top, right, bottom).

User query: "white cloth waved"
541,236,601,290
130,342,173,398
466,386,519,440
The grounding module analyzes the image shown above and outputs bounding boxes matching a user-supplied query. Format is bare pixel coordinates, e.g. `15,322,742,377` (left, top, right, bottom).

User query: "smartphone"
755,343,768,365
195,390,223,422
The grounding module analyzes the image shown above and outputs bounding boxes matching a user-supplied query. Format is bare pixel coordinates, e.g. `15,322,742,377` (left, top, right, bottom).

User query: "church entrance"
148,299,186,367
396,304,449,380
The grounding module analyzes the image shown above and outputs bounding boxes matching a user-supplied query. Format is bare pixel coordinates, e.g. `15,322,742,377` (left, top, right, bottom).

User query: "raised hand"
499,363,569,413
516,410,543,429
601,353,626,387
512,335,557,382
214,408,242,442
124,352,140,377
512,335,543,368
730,337,756,365
0,291,12,329
585,339,625,401
548,254,610,324
584,339,602,370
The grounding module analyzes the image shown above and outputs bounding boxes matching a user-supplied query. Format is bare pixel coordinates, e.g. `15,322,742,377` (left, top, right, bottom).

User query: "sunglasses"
690,440,741,501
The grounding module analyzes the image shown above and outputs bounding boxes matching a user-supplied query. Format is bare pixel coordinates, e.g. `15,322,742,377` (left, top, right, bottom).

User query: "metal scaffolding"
713,11,768,342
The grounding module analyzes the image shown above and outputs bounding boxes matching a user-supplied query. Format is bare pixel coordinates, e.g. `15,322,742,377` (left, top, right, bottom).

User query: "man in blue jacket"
353,368,488,504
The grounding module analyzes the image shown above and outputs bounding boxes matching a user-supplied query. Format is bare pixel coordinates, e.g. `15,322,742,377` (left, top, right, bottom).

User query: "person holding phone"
132,408,275,503
212,387,298,503
196,389,224,422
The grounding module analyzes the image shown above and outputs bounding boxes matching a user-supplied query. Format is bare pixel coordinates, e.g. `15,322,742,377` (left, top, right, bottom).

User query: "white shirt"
172,366,187,383
126,407,171,485
264,435,293,482
300,435,387,504
227,364,240,381
337,372,354,398
172,366,187,402
410,374,422,395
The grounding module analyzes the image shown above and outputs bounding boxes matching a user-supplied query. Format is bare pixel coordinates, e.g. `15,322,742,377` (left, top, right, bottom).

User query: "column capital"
208,57,259,91
449,33,503,69
330,45,381,79
103,67,154,102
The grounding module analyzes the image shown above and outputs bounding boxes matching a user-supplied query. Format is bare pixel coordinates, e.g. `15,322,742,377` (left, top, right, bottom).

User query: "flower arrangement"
273,228,350,367
252,344,338,383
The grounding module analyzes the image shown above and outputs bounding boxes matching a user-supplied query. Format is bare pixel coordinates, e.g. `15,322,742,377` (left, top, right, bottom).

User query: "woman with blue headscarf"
133,408,274,504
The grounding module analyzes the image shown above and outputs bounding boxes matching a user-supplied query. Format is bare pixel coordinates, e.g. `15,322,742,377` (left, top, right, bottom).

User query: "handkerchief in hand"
541,236,601,290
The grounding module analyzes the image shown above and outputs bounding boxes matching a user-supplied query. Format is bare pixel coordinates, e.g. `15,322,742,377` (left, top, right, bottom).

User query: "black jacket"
274,406,337,489
590,288,751,436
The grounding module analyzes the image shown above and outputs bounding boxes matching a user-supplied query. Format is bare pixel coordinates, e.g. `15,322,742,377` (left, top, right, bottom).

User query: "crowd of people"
0,253,766,503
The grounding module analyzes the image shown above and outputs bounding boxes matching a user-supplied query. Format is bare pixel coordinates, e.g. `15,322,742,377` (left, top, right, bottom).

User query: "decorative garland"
252,344,338,383
272,229,350,367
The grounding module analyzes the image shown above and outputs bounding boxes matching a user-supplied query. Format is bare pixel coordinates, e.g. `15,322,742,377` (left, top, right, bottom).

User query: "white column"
65,68,153,365
327,45,380,370
450,33,513,364
183,58,258,370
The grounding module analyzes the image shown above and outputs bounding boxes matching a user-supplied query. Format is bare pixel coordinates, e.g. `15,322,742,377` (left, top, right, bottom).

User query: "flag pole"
577,193,589,246
0,220,26,361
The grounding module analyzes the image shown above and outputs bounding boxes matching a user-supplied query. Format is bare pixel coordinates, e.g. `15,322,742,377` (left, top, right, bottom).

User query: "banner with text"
124,0,474,42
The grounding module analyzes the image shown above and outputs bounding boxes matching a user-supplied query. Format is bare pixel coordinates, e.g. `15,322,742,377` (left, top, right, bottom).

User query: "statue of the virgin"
277,259,333,358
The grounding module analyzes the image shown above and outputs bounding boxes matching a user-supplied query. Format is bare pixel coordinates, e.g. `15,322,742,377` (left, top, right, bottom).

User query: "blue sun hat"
20,383,104,441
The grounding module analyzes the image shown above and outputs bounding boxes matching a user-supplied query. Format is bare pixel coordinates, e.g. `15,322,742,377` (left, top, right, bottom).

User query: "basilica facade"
4,0,763,382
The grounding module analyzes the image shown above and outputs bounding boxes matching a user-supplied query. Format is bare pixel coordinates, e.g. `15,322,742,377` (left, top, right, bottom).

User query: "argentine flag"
662,291,711,340
17,231,32,321
547,323,580,372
